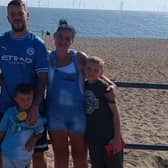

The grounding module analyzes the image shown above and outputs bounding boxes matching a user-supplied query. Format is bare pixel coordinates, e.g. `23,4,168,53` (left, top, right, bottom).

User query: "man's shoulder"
27,32,45,44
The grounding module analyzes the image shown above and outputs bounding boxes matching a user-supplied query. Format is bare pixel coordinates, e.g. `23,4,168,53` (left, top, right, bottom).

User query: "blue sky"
0,0,168,11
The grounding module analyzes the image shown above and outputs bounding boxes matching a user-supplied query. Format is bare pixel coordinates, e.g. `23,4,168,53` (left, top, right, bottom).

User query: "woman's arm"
76,51,89,73
105,89,122,154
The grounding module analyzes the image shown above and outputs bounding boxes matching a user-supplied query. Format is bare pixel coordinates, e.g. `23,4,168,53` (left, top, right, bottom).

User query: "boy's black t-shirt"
85,79,114,146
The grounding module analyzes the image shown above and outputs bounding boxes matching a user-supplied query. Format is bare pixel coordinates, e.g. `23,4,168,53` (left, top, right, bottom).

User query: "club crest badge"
26,48,35,55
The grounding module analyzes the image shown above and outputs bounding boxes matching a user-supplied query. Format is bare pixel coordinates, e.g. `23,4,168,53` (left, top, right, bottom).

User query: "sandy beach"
43,36,168,168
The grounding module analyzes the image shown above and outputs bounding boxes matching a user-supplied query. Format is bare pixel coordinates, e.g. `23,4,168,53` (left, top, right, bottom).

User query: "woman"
46,19,88,168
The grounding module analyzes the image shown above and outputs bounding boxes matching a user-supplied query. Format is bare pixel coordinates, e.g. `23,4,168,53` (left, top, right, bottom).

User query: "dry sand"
43,36,168,168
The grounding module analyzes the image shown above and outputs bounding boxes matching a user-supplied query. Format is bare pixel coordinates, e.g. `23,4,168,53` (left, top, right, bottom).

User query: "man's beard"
11,23,26,33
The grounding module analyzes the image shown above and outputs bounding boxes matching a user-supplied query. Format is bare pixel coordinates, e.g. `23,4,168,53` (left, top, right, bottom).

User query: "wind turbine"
73,0,75,8
38,0,42,8
120,1,124,11
79,0,81,9
48,0,50,8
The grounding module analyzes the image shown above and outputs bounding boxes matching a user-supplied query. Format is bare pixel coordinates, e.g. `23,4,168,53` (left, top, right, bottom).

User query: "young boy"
84,56,124,168
0,83,46,168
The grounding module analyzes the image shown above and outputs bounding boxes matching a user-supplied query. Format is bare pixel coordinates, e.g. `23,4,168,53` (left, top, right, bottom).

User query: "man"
0,0,48,167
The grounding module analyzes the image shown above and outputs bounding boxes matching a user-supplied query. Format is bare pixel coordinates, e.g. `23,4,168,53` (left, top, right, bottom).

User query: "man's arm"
25,118,46,151
27,72,48,124
25,133,42,151
33,72,48,106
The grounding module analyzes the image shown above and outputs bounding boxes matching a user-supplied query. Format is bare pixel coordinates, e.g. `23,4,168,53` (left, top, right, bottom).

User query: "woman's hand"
104,85,116,103
109,136,122,155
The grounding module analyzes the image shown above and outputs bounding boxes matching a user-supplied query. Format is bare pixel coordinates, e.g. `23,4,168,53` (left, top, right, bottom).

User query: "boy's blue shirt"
0,106,46,160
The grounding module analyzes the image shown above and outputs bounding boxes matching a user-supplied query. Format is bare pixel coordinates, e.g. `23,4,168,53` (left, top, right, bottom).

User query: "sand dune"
43,36,168,168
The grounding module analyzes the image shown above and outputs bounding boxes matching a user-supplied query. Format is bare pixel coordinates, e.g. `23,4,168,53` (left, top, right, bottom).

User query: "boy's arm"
0,132,5,141
0,110,11,136
0,73,3,86
105,89,121,154
0,110,10,140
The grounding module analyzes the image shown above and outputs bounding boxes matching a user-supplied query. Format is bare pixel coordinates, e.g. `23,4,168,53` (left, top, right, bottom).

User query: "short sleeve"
34,40,48,73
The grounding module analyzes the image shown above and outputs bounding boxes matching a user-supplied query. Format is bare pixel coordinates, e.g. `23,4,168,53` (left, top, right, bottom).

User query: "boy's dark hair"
14,83,34,97
7,0,27,12
55,19,76,39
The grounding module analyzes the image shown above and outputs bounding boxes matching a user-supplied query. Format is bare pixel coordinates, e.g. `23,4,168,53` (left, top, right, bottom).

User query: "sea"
1,6,168,39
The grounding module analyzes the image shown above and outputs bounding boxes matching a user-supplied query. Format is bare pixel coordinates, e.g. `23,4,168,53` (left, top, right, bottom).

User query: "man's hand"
25,134,42,151
26,105,39,125
25,136,37,151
